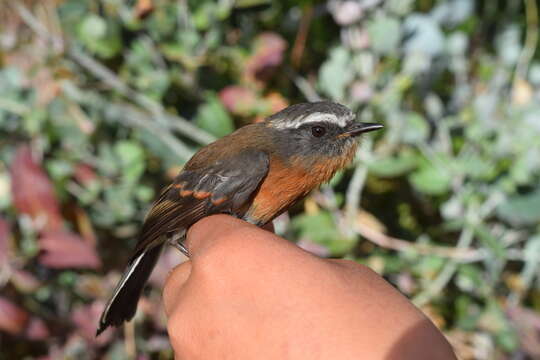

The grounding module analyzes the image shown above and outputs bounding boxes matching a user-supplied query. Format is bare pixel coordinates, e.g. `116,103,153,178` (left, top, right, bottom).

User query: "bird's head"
265,101,383,168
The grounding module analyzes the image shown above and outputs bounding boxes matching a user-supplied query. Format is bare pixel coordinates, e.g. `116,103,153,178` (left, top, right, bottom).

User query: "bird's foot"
167,232,190,258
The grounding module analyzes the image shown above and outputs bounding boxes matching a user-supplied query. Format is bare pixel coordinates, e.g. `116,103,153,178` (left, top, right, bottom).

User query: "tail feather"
96,244,164,336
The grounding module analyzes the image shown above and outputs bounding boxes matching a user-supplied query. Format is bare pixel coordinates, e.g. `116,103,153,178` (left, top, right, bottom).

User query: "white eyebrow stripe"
272,112,349,129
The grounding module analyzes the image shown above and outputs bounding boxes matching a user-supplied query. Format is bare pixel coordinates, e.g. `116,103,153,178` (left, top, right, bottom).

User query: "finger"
163,260,192,316
184,214,256,257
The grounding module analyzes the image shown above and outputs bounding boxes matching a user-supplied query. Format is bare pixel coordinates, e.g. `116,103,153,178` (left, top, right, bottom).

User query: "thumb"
163,260,192,316
184,214,263,257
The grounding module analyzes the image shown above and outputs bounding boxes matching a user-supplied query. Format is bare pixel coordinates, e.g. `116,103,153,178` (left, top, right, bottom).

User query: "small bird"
97,101,382,335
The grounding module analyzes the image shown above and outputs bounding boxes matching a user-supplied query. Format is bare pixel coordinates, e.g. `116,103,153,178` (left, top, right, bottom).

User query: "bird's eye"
311,126,326,137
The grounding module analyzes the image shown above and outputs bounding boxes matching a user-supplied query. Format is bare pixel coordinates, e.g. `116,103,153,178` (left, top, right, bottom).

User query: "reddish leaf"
66,205,98,247
10,146,63,232
263,92,288,115
31,68,61,106
350,81,374,103
71,301,113,345
25,317,49,340
135,0,154,19
244,33,287,84
0,217,10,266
11,269,41,293
0,296,29,335
329,1,364,26
75,274,108,299
39,230,101,269
507,306,540,358
219,86,258,116
73,163,97,185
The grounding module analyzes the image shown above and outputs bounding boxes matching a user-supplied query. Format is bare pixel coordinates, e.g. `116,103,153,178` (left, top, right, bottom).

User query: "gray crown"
267,101,355,129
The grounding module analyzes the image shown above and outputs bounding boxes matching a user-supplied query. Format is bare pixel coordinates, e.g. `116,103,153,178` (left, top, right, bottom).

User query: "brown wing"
131,149,269,257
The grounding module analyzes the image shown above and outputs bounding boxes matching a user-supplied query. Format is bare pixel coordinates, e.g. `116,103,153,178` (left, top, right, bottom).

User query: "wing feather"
131,149,269,258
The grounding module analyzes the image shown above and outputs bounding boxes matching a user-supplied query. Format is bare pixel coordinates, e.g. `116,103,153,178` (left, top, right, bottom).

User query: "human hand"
163,215,456,359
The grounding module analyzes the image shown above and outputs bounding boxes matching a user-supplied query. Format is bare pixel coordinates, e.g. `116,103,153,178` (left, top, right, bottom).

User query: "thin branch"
413,225,475,307
291,6,314,68
345,139,373,232
105,104,195,161
286,68,322,102
0,98,30,116
13,2,216,146
354,222,483,262
124,321,136,358
514,0,539,83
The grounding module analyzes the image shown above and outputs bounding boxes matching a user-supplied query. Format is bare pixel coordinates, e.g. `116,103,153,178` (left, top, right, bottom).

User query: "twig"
413,226,475,307
412,204,479,307
286,68,321,102
12,2,216,146
0,98,30,116
345,139,373,234
124,321,136,359
514,0,539,85
68,46,215,145
105,104,195,161
291,6,314,68
354,223,483,262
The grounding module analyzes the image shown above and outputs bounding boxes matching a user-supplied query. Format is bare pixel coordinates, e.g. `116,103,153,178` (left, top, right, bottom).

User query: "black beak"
346,122,384,137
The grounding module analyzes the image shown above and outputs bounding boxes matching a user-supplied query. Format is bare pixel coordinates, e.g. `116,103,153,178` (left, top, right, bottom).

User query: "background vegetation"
1,0,540,358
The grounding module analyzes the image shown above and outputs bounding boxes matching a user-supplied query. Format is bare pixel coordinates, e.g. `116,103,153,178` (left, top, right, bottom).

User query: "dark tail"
96,244,164,336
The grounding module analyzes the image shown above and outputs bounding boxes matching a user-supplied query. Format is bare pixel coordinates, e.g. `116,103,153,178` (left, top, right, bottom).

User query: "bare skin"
163,215,457,360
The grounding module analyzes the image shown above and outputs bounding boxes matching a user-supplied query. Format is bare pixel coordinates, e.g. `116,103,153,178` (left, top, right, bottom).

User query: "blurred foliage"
1,0,540,358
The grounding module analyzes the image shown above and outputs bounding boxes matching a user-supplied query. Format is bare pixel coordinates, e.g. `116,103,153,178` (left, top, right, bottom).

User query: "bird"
96,101,383,335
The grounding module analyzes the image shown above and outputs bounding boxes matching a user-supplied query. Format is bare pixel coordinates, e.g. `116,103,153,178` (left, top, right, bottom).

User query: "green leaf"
402,14,444,56
104,186,137,221
292,211,356,256
319,47,353,101
79,15,107,40
456,264,484,293
328,170,345,187
412,255,445,278
136,130,188,168
520,235,540,290
409,163,451,195
77,15,121,58
367,14,401,55
369,152,418,177
456,153,497,180
473,224,506,259
114,141,145,184
386,0,415,15
496,187,540,226
454,295,481,330
402,112,429,144
135,185,155,203
480,300,519,351
46,159,73,182
195,94,235,137
234,0,271,9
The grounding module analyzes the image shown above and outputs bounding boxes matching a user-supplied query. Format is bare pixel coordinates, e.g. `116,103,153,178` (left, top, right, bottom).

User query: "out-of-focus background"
1,0,539,358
